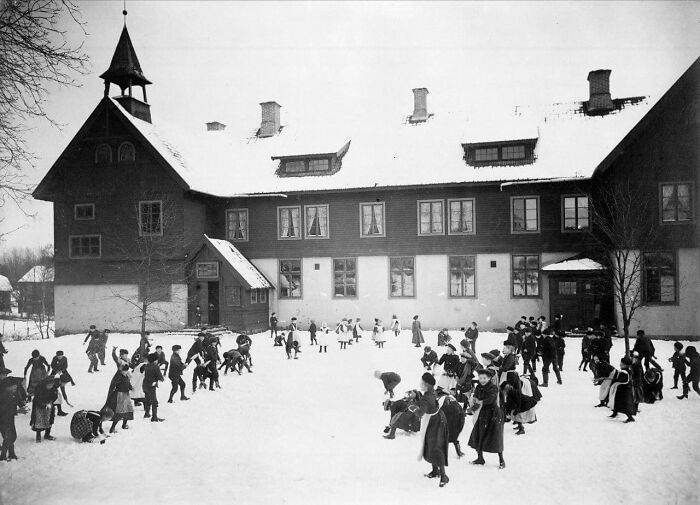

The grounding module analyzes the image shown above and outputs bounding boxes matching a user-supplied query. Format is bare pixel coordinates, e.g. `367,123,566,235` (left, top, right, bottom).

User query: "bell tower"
100,9,152,123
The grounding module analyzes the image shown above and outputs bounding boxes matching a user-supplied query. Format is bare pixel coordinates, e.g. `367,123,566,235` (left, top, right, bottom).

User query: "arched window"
118,142,135,162
95,144,112,164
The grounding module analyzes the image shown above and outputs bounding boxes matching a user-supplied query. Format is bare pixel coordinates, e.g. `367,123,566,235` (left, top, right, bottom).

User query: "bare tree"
588,178,666,355
105,193,189,336
0,0,89,237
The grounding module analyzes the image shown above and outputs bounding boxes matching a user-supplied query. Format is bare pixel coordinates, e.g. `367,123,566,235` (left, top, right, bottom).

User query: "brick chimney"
411,88,429,122
206,121,226,131
258,101,281,137
587,70,613,114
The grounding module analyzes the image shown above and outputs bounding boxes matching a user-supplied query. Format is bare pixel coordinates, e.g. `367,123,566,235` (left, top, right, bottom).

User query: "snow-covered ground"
1,330,698,505
0,317,53,341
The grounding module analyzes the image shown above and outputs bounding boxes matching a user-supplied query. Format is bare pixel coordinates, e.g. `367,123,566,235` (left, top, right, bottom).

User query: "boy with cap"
0,367,27,461
520,327,537,375
98,329,110,366
374,370,401,399
85,336,101,373
168,345,189,403
154,345,169,376
632,330,663,372
270,312,278,339
465,322,479,354
677,346,700,400
143,353,165,422
309,320,318,345
185,332,207,394
669,342,687,389
537,330,562,387
421,346,438,370
83,324,100,346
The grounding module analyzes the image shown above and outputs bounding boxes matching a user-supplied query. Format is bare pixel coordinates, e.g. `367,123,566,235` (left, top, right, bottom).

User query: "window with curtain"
226,209,248,241
449,255,476,297
512,254,540,297
278,206,301,239
333,258,357,297
643,252,676,303
449,199,475,234
512,197,539,232
562,195,589,231
279,259,302,298
390,257,415,297
660,183,693,223
250,290,258,304
418,200,444,235
360,202,385,237
305,205,329,238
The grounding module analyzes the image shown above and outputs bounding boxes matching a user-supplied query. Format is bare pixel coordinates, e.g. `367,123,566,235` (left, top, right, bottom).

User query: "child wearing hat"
167,345,189,403
669,342,687,390
390,315,401,337
468,368,505,469
24,349,50,400
104,364,133,433
421,346,438,370
143,353,165,422
437,344,460,392
413,372,450,487
678,346,700,400
411,315,424,348
336,319,350,349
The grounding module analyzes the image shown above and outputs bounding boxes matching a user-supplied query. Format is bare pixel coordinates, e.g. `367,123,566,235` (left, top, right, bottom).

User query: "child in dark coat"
468,368,505,469
421,346,438,370
143,354,165,422
375,371,401,398
678,346,700,400
669,342,687,389
167,345,189,403
309,321,318,345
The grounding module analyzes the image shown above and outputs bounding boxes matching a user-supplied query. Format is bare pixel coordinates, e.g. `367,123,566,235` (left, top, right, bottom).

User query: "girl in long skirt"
336,319,350,350
374,319,386,348
468,368,505,469
23,350,49,401
317,323,329,353
30,377,59,442
105,364,134,432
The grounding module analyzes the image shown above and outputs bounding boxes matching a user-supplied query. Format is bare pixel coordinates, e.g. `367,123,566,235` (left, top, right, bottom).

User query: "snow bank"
0,331,698,505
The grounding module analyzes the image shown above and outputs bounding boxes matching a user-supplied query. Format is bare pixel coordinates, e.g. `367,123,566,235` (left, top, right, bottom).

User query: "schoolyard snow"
1,330,698,505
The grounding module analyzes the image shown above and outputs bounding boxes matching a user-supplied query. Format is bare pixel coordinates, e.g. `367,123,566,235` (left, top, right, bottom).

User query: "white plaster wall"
623,248,700,337
55,284,188,335
252,253,573,331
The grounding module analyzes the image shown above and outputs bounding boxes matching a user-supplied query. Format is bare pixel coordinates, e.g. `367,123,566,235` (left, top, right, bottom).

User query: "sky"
1,0,699,252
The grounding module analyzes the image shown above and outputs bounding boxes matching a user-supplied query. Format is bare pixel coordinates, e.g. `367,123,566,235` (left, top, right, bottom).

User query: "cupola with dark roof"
100,10,152,123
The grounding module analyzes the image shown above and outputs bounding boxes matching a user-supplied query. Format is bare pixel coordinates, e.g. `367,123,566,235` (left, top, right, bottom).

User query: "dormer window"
280,157,331,175
464,139,537,166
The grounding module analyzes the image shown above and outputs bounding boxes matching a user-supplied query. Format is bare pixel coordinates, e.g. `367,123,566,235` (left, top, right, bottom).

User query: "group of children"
0,326,255,459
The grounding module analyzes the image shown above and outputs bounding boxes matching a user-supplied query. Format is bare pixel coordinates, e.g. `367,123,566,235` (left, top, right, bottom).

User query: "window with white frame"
643,252,676,304
250,290,258,304
95,144,112,164
69,235,101,258
139,201,163,236
418,200,444,235
305,205,329,238
333,258,357,297
360,202,385,237
449,199,475,234
501,145,526,160
118,142,135,162
278,206,301,239
74,203,95,221
259,289,267,303
449,255,476,297
512,254,540,297
279,259,302,298
226,209,248,241
562,195,589,231
660,183,693,223
511,196,539,233
390,257,414,297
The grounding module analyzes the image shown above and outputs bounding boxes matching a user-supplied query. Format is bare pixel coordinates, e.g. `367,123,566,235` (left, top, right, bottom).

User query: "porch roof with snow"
18,266,55,284
541,258,605,272
0,275,12,292
196,235,273,290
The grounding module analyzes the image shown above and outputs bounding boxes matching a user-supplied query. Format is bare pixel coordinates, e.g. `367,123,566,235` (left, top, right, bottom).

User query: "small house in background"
0,274,12,313
188,235,273,332
17,265,55,316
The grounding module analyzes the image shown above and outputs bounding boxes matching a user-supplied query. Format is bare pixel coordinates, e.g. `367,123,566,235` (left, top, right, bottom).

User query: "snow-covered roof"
108,61,687,198
18,265,54,283
542,258,605,272
204,235,272,289
0,274,12,291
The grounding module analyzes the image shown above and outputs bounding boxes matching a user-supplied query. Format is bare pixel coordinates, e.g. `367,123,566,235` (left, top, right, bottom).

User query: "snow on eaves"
110,90,656,198
204,235,272,289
